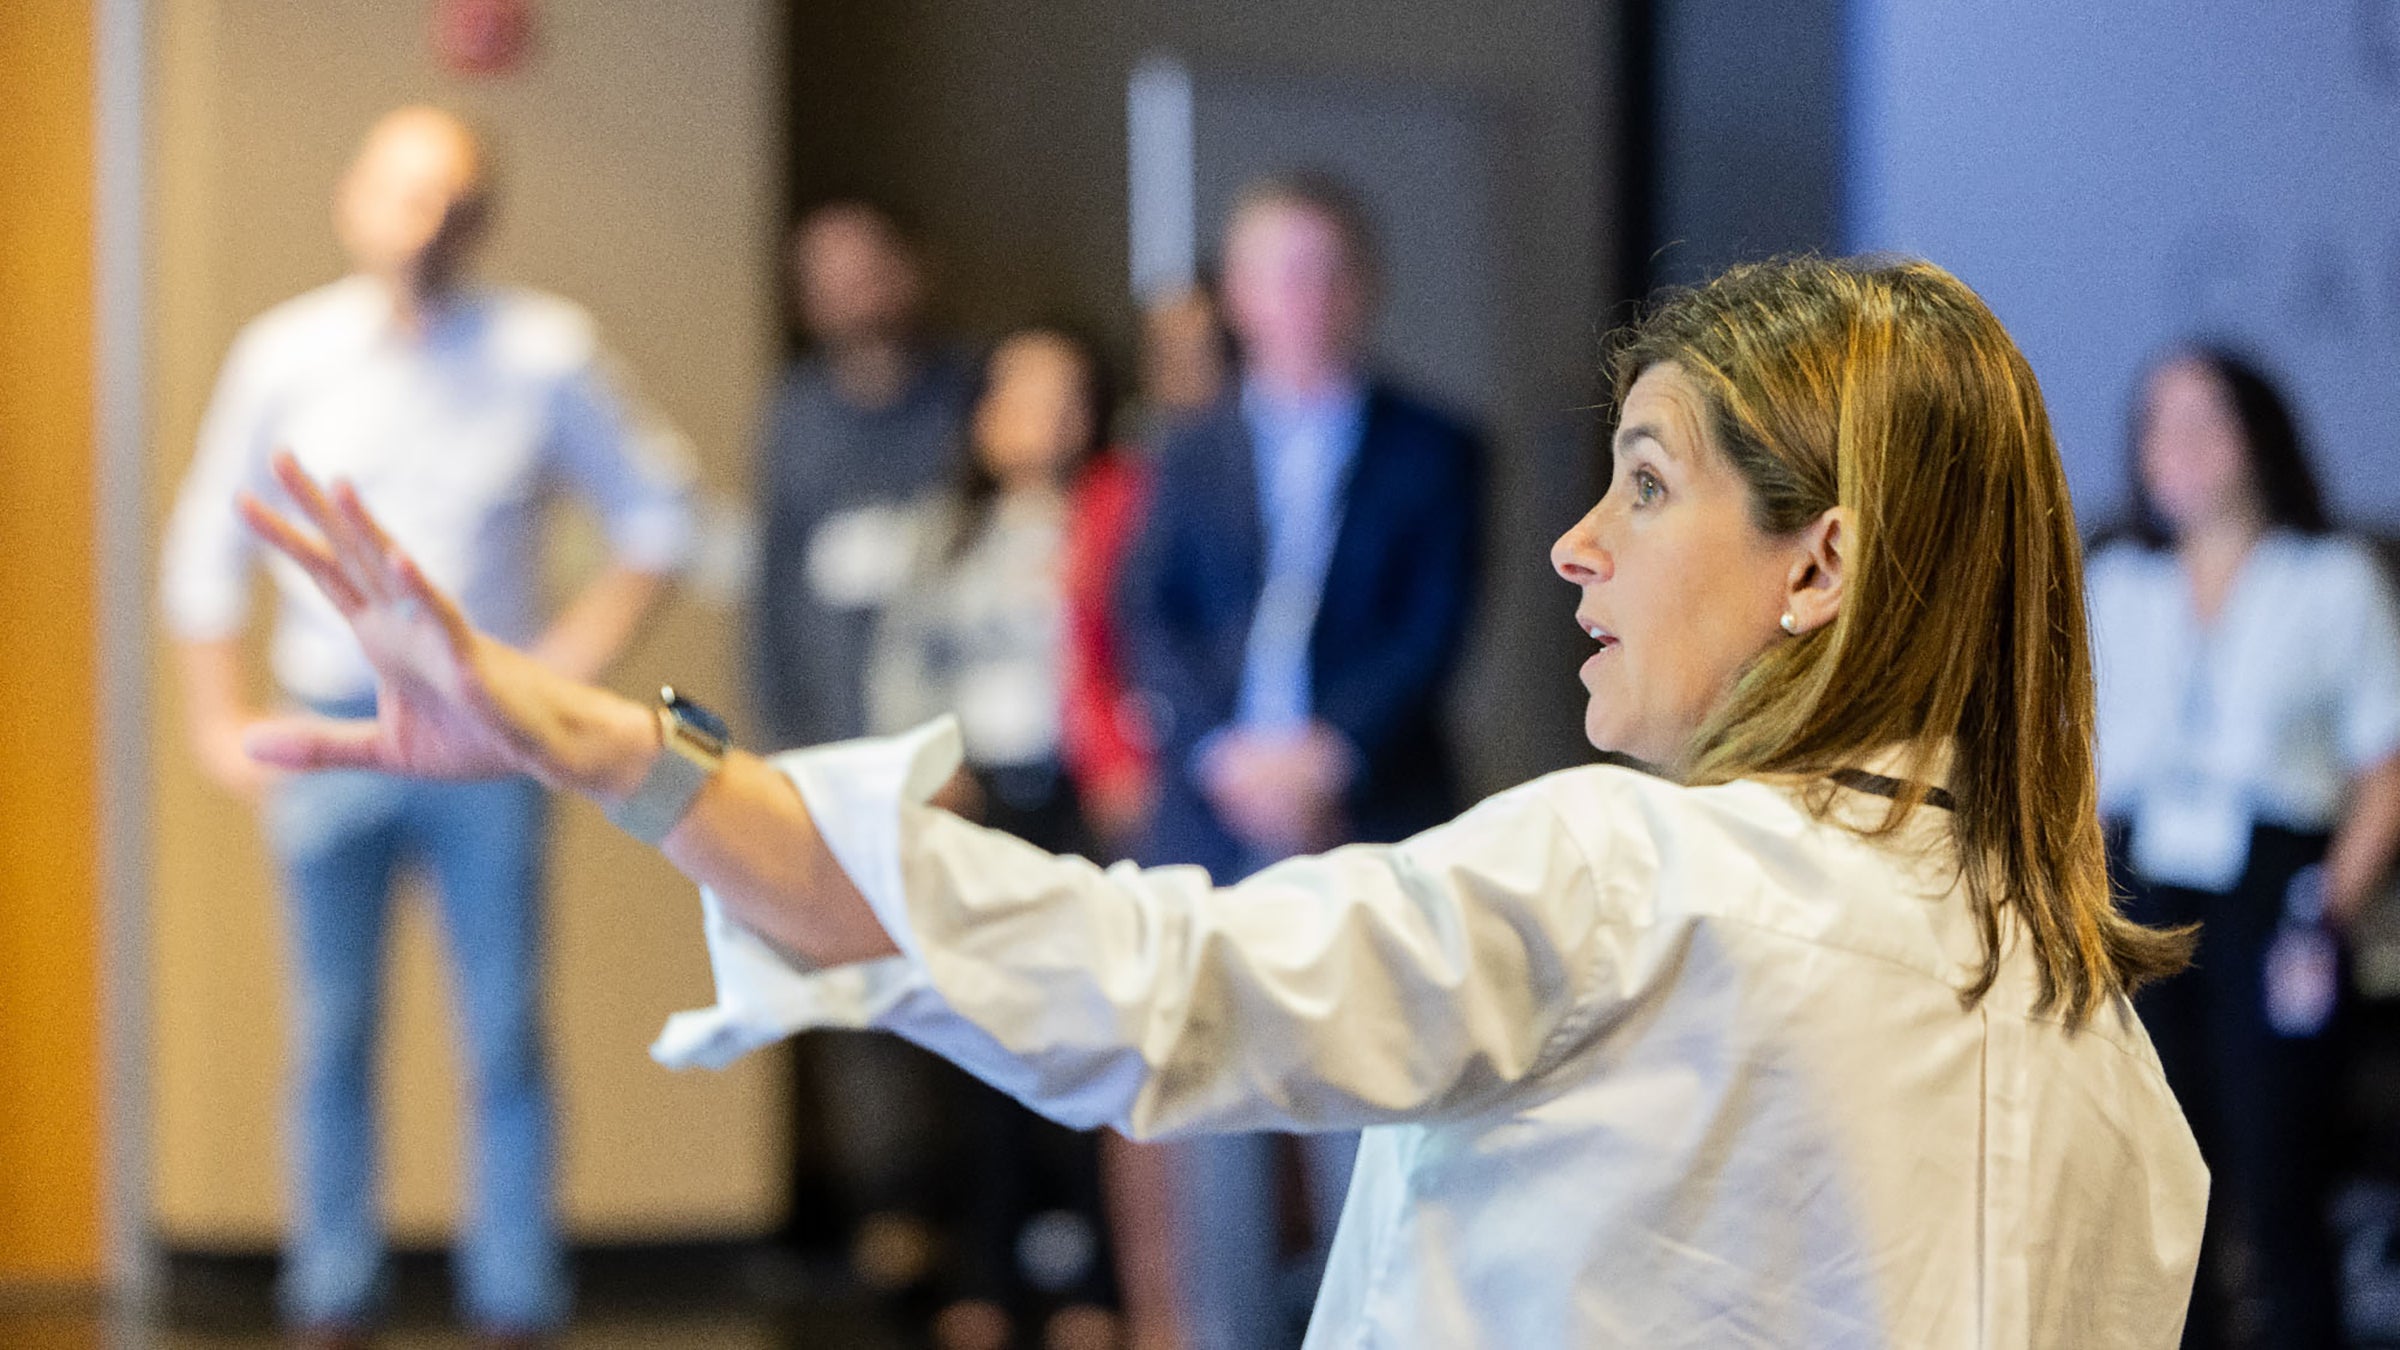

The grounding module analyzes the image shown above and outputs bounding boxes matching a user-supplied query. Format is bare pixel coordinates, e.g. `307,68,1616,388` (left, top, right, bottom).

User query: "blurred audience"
158,106,694,1345
1114,172,1486,1350
751,198,978,1295
864,323,1133,1350
2091,348,2400,1348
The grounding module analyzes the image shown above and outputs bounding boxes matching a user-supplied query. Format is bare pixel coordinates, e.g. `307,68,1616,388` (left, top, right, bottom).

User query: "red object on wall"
432,0,535,77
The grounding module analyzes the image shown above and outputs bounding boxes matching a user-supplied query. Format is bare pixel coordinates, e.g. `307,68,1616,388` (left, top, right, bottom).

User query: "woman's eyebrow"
1613,422,1674,460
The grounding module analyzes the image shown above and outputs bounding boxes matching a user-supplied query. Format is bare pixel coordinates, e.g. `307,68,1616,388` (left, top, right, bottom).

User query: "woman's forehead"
1616,364,1712,461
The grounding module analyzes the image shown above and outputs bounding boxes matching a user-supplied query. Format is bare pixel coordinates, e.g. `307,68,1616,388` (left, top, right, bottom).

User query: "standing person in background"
1115,172,1485,1350
753,199,975,750
864,323,1130,1350
158,106,694,1347
2090,347,2400,1348
750,197,977,1294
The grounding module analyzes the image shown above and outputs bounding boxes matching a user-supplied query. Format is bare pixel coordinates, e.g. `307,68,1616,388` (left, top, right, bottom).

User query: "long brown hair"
1612,256,2191,1026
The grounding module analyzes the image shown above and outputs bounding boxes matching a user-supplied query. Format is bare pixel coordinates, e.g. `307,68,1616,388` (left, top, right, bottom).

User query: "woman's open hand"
241,453,891,965
238,451,654,798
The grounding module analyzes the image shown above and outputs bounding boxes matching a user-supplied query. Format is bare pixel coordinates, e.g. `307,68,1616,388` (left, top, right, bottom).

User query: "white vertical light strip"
93,0,156,1312
1839,0,1886,252
1126,51,1196,302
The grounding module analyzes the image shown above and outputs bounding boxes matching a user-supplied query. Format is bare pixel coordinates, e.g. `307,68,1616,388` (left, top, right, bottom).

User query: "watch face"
661,686,731,748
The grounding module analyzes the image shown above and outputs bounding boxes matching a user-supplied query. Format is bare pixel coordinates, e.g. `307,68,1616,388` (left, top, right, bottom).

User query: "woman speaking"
239,256,2207,1347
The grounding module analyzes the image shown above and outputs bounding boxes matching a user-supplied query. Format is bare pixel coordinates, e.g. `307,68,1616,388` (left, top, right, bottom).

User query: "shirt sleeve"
653,718,1618,1138
2336,543,2400,770
159,329,277,639
547,348,698,575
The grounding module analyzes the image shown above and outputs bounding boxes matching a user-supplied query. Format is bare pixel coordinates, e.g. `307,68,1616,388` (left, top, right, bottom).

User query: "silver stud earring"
1780,612,1801,636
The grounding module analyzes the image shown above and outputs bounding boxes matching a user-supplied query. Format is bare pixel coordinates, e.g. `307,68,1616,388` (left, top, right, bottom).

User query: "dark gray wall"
1646,0,1845,288
1851,1,2400,528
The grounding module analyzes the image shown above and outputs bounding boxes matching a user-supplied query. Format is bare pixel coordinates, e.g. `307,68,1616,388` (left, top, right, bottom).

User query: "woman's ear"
1782,506,1851,636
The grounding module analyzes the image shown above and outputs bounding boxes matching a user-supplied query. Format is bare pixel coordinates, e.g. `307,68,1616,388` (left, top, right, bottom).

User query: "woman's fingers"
332,477,401,559
393,545,476,659
243,714,389,772
236,490,367,613
267,451,440,612
322,480,404,608
329,480,407,604
267,452,393,604
265,451,380,601
267,451,347,545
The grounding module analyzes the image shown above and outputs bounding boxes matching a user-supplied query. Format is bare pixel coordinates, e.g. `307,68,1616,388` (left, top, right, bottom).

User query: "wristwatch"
605,686,730,846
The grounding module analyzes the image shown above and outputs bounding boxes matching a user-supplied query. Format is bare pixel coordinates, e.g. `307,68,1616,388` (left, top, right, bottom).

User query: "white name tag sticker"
2131,784,2251,892
807,505,916,610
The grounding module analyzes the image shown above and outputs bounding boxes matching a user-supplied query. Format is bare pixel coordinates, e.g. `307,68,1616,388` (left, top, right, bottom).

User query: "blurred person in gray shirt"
750,199,975,1293
752,200,974,749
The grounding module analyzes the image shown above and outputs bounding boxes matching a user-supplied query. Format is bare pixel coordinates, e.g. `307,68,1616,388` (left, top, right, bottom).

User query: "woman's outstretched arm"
239,450,899,966
244,450,1618,1136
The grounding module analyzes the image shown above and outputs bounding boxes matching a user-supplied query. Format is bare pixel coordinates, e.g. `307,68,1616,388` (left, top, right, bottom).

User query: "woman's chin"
1583,706,1625,757
1585,710,1675,768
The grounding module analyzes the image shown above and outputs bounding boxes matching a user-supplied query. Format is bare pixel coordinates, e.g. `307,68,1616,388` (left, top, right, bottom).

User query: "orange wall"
0,0,106,1285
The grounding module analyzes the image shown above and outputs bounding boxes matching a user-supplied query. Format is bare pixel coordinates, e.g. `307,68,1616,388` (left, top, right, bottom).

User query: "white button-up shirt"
2090,533,2400,890
161,276,695,704
656,720,2206,1348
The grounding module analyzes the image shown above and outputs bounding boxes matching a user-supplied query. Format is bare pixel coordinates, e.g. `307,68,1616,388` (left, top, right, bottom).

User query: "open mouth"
1577,617,1618,680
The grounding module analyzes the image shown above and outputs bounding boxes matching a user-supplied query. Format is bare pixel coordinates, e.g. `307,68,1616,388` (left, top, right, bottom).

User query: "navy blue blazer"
1117,382,1486,879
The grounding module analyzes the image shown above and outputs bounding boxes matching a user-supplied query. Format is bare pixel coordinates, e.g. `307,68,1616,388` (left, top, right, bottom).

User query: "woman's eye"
1633,469,1663,505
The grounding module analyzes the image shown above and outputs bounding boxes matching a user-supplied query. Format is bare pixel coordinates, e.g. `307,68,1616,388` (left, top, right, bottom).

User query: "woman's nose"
1551,508,1611,586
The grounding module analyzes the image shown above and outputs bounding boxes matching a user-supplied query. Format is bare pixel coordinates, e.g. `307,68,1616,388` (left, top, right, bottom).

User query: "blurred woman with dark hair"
867,322,1128,852
2091,347,2400,1347
864,321,1138,1349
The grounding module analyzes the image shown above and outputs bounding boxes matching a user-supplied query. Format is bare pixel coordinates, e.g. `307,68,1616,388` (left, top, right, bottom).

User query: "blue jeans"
264,764,566,1330
1172,1130,1359,1350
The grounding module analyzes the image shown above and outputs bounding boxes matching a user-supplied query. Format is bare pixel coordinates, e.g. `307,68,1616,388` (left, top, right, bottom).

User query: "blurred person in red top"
1057,277,1233,861
1060,444,1155,851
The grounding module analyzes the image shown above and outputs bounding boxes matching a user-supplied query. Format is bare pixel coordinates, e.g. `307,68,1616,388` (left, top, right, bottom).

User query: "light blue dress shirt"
1235,378,1368,732
161,276,696,703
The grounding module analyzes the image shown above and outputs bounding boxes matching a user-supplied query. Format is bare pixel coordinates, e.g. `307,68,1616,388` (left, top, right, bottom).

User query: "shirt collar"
1240,373,1369,435
354,274,484,348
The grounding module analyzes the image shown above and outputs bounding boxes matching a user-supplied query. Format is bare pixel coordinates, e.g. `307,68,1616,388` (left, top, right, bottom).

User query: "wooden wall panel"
0,0,105,1286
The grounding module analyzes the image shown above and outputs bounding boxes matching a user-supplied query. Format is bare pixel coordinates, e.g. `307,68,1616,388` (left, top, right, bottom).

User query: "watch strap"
606,705,721,846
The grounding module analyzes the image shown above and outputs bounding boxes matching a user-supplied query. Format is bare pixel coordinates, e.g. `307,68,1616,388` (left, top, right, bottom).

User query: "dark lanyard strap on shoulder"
1828,767,1958,813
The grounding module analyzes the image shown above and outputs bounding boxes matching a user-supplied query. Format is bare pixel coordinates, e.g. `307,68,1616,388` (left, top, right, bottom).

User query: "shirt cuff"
648,716,966,1070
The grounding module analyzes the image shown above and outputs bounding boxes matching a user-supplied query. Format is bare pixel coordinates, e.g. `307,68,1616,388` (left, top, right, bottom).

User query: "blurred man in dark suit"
1115,171,1484,1350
